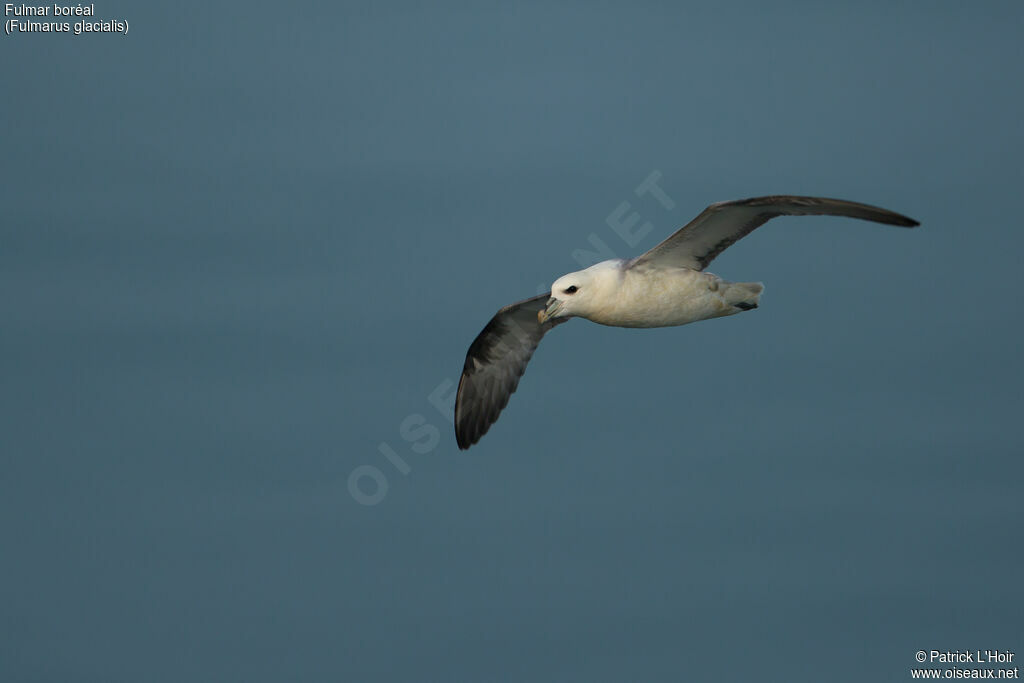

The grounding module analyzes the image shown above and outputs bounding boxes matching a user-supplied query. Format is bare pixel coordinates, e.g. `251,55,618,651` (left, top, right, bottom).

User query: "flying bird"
454,195,919,449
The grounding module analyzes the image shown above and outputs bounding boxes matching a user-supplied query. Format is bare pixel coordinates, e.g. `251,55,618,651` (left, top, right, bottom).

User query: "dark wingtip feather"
881,212,920,228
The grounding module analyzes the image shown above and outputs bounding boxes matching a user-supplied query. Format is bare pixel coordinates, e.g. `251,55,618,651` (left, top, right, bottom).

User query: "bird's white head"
537,260,622,324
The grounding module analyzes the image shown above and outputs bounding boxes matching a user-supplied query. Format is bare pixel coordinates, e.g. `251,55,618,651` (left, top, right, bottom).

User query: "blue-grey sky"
3,2,1022,681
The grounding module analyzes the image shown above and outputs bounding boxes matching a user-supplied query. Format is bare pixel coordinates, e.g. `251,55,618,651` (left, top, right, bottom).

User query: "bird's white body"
549,259,764,329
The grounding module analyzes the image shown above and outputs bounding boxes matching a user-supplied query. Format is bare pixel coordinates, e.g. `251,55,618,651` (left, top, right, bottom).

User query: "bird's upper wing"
455,293,570,450
629,195,919,271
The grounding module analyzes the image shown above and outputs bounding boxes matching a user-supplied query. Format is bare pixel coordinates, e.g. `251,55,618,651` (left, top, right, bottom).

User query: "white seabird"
454,195,919,449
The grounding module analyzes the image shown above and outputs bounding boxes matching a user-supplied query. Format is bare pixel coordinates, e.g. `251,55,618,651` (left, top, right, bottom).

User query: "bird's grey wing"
455,293,569,450
629,195,919,271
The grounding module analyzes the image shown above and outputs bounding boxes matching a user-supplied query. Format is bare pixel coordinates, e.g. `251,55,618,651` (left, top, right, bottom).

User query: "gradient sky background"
3,2,1023,681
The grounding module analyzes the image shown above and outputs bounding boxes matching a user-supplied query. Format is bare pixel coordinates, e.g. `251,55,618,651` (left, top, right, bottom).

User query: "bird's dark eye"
564,286,578,294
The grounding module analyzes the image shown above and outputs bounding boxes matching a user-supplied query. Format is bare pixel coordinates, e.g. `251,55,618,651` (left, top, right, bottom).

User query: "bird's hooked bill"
538,297,561,324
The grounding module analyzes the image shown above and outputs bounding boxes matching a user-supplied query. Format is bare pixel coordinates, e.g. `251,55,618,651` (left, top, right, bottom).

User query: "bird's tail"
723,281,764,311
